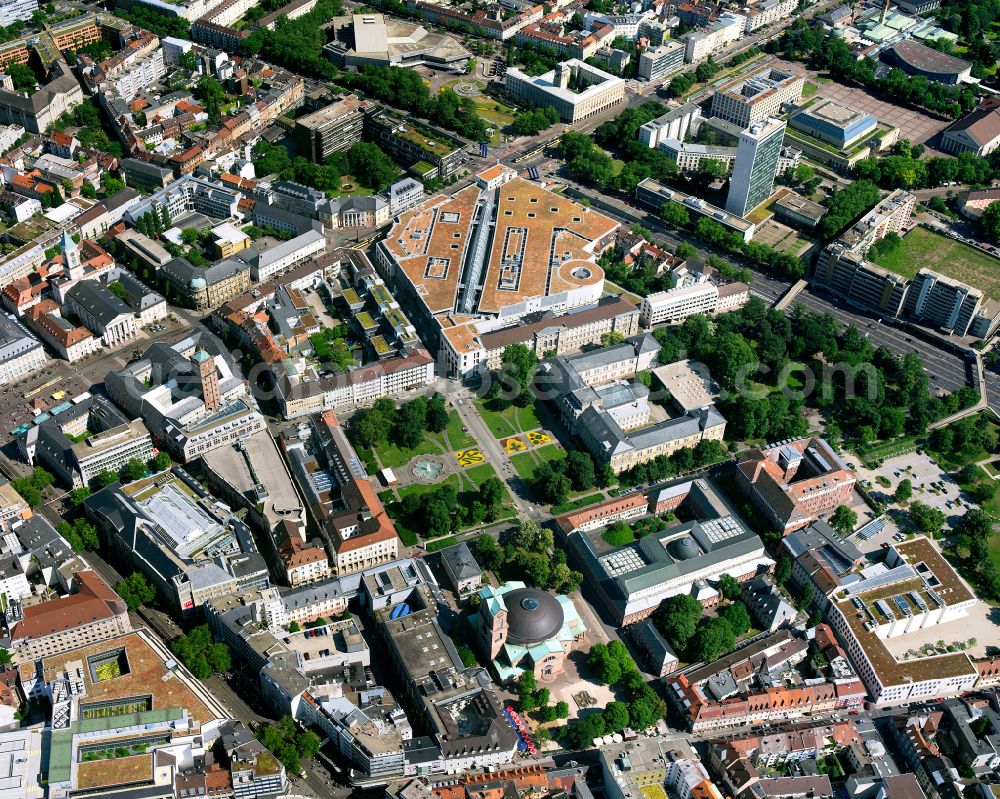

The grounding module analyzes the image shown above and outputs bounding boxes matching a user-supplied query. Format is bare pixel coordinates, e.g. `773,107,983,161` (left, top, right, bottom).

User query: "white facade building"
242,229,326,282
638,40,685,81
0,313,45,386
0,243,44,289
743,0,798,32
0,123,24,153
0,0,37,27
826,537,980,706
641,282,719,326
109,50,167,102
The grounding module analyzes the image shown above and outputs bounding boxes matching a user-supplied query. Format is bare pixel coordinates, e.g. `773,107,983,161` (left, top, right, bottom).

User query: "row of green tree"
256,716,322,775
252,139,399,193
119,6,190,38
170,624,232,679
340,66,489,141
350,394,449,450
616,438,729,489
853,139,1000,194
512,105,560,136
653,298,971,448
531,450,608,506
244,0,341,80
473,520,583,595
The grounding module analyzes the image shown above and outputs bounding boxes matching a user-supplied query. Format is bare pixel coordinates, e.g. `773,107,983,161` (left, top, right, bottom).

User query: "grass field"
474,398,542,439
433,410,475,451
510,445,565,481
606,280,643,306
871,227,1000,300
460,462,518,519
802,81,819,98
370,411,473,469
373,437,438,470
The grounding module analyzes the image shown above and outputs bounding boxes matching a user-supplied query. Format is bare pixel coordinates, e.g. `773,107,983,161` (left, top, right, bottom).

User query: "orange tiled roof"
12,571,126,641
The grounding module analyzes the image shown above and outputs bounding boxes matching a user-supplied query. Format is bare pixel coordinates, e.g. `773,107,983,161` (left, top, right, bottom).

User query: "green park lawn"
870,227,1000,300
370,411,474,469
372,436,438,470
509,445,566,482
474,398,542,439
433,410,475,451
396,473,459,502
461,462,518,519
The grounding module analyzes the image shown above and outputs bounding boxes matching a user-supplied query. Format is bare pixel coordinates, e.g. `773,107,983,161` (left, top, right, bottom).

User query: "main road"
555,182,976,400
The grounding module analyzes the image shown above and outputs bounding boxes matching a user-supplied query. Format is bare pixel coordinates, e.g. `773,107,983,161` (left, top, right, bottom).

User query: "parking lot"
857,449,973,527
810,78,953,150
0,360,93,442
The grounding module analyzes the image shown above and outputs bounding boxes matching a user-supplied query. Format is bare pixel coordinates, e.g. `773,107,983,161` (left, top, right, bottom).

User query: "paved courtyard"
810,79,952,150
883,590,996,660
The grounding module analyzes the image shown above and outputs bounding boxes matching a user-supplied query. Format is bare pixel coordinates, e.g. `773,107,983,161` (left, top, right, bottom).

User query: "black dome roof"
668,536,700,561
504,587,564,645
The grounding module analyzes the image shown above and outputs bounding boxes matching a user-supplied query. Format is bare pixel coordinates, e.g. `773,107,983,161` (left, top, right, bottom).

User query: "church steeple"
61,230,81,278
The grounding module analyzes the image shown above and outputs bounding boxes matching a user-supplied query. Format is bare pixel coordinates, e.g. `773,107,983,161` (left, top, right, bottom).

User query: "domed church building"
475,581,587,683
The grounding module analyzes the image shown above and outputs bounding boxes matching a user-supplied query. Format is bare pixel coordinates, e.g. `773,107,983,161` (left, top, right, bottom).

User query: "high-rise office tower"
725,117,786,218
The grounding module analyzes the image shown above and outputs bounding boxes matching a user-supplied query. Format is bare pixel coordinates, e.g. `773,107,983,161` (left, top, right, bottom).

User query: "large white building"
570,478,773,625
638,40,685,81
106,50,166,102
683,15,743,63
0,243,44,289
641,277,749,326
827,537,981,706
743,0,798,31
710,63,804,128
505,59,625,124
0,0,38,28
639,103,703,149
0,312,45,387
237,227,326,282
30,395,153,489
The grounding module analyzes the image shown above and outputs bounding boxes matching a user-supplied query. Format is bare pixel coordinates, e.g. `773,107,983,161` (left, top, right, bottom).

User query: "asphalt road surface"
787,289,973,396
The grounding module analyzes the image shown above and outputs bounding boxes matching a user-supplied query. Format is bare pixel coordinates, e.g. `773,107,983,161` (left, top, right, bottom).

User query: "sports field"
871,227,1000,300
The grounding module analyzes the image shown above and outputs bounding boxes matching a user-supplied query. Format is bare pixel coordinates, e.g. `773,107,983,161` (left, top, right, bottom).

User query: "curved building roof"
883,39,971,83
503,587,565,645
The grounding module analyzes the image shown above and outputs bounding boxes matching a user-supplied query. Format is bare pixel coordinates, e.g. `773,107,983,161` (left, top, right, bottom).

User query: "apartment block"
637,40,685,81
0,0,37,28
902,268,986,337
710,63,804,128
294,95,370,162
